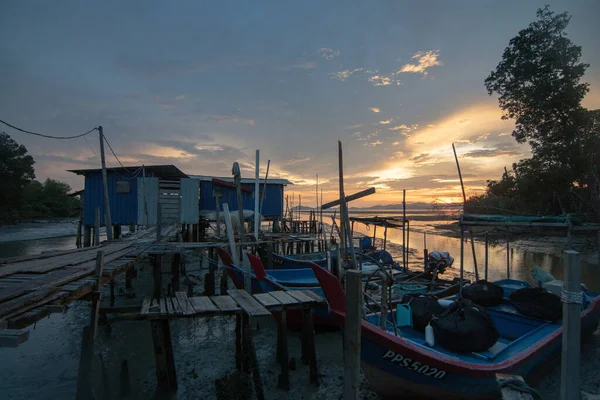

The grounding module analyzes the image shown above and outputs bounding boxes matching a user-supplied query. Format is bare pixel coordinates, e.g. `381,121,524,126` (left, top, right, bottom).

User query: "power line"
82,135,97,157
102,134,141,175
0,119,97,139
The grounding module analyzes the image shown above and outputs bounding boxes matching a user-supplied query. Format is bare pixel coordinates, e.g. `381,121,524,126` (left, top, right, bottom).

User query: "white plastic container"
425,323,435,347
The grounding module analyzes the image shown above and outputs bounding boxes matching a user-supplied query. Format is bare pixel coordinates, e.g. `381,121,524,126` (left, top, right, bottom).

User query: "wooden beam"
321,187,376,210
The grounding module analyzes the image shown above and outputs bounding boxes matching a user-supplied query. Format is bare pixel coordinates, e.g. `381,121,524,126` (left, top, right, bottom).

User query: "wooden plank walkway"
112,289,324,320
0,224,179,333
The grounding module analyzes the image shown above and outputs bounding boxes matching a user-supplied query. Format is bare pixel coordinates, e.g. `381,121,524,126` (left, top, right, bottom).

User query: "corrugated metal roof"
69,165,188,179
189,175,292,186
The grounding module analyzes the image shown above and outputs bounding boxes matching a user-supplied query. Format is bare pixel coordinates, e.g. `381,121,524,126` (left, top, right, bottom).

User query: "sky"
1,0,599,207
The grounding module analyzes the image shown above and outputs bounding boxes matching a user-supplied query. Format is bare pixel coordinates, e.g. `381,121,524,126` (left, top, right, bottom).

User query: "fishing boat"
272,251,328,269
311,262,600,399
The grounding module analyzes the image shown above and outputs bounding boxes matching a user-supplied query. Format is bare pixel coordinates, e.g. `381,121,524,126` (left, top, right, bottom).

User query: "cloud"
388,124,419,136
498,132,511,137
345,124,363,129
364,140,383,147
175,94,185,100
147,139,247,160
205,115,255,126
461,143,523,158
284,156,311,165
329,68,364,81
276,61,317,71
398,50,442,76
368,74,402,87
318,48,340,60
369,107,381,113
379,120,392,125
352,132,362,136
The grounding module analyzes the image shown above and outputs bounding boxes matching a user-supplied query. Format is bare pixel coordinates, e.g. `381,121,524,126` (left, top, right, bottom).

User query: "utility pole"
98,126,113,241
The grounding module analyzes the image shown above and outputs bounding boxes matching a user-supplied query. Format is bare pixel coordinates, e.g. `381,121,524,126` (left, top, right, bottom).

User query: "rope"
561,288,583,304
0,120,97,139
498,377,541,400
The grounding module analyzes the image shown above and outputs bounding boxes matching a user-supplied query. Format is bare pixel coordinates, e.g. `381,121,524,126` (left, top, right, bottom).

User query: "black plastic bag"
509,287,562,321
462,280,505,307
401,294,444,331
431,298,500,353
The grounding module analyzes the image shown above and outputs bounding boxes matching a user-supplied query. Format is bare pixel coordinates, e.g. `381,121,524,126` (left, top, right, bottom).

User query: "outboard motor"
426,251,454,274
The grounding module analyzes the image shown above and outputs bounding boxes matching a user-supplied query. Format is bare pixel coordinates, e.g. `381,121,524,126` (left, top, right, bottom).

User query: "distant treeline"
0,132,79,224
465,8,599,220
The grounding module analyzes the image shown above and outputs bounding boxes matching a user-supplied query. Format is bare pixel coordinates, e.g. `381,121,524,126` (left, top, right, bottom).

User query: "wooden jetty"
0,224,178,344
107,289,325,395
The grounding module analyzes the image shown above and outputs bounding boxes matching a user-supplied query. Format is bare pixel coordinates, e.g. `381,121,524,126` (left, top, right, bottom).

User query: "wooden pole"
405,221,409,266
339,141,357,269
344,270,362,400
506,229,510,279
254,150,260,237
259,160,270,219
214,192,222,237
156,204,162,243
232,162,245,237
98,126,113,241
83,226,91,248
402,190,406,271
459,220,464,297
484,231,489,281
423,232,428,269
560,250,581,400
338,142,347,260
94,207,101,246
470,231,479,281
383,224,388,252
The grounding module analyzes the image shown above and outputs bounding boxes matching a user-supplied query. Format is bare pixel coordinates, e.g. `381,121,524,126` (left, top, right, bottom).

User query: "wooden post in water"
470,231,479,281
98,126,113,241
83,226,91,247
76,251,105,400
344,270,362,400
560,250,581,400
156,205,162,243
423,232,428,270
459,219,464,297
484,232,489,281
402,190,406,271
150,320,177,391
94,207,101,246
405,221,410,266
506,228,510,279
232,162,246,238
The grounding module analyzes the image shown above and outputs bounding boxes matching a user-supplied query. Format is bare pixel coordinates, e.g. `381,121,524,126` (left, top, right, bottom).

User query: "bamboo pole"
254,150,260,237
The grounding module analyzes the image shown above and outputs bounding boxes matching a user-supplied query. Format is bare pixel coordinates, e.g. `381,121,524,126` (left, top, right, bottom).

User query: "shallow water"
0,217,598,399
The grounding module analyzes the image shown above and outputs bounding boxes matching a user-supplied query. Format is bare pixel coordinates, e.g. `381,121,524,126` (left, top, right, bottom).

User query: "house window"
116,181,130,194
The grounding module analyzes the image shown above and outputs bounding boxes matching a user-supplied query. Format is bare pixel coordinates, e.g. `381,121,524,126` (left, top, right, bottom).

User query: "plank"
188,296,218,314
227,290,270,317
0,329,30,347
268,291,299,306
159,298,167,315
298,290,324,303
166,298,174,315
286,290,315,304
170,297,182,314
253,293,281,308
0,291,68,321
174,292,194,316
140,297,151,315
210,296,241,312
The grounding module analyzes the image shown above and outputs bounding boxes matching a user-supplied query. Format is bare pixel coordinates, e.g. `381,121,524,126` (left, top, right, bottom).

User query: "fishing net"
509,287,563,321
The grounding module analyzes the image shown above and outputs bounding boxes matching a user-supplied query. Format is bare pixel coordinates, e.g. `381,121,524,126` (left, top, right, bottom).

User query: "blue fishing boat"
311,263,600,399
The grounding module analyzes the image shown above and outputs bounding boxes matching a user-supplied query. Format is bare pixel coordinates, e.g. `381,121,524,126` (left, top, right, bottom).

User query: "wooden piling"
109,280,115,307
560,250,581,400
150,320,177,391
120,359,131,397
344,270,362,400
277,311,290,390
243,314,264,400
484,231,489,281
76,251,105,400
156,205,162,243
470,231,479,281
83,226,91,248
76,220,82,248
153,255,163,301
506,229,510,279
171,253,181,293
303,308,319,385
235,314,243,371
